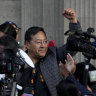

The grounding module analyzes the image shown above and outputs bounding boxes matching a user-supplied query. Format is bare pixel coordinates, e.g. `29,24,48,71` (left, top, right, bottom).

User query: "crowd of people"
0,8,95,96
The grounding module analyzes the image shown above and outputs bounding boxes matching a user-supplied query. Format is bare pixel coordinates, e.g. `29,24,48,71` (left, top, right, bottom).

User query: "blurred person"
0,21,22,48
18,8,82,96
0,35,20,95
57,79,79,96
74,62,96,95
59,54,94,96
0,35,20,52
2,21,21,41
4,21,27,50
0,22,17,39
0,21,27,51
0,22,20,84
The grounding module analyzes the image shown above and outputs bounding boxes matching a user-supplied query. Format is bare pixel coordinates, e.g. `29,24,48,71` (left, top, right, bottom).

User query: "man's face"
26,31,48,59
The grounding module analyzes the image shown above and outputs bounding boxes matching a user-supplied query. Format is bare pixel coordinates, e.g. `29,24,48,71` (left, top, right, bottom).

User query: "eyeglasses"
31,40,48,45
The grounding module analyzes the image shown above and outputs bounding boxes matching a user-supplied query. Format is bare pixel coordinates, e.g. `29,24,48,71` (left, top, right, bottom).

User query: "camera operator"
0,35,23,96
0,21,20,41
63,19,96,96
0,21,27,52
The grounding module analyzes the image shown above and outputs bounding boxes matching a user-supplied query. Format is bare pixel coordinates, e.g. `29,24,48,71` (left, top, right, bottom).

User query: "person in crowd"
6,21,20,41
18,8,82,96
0,21,20,80
74,62,96,95
58,53,94,96
0,22,20,93
57,79,79,96
0,35,20,95
0,21,20,41
0,21,27,51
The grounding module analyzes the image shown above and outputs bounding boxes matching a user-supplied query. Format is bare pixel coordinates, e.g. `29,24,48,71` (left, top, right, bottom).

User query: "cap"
4,21,21,30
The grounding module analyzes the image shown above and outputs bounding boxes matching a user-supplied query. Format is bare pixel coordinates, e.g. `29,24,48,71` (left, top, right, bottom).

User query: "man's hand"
59,61,69,78
62,8,77,23
59,53,76,78
65,53,76,73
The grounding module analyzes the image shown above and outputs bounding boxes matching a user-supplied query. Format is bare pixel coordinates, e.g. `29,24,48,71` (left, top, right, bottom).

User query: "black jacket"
19,21,82,96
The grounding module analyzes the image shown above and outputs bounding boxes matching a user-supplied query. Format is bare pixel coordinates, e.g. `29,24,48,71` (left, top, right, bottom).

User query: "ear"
25,41,30,49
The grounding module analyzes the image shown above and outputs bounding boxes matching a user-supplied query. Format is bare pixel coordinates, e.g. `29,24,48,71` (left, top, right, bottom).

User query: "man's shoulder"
48,46,56,50
45,47,57,57
48,46,57,53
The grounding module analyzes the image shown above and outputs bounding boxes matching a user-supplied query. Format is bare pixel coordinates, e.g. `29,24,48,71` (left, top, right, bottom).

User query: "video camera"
65,28,96,93
0,35,34,96
0,48,35,96
0,35,35,74
65,27,96,59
